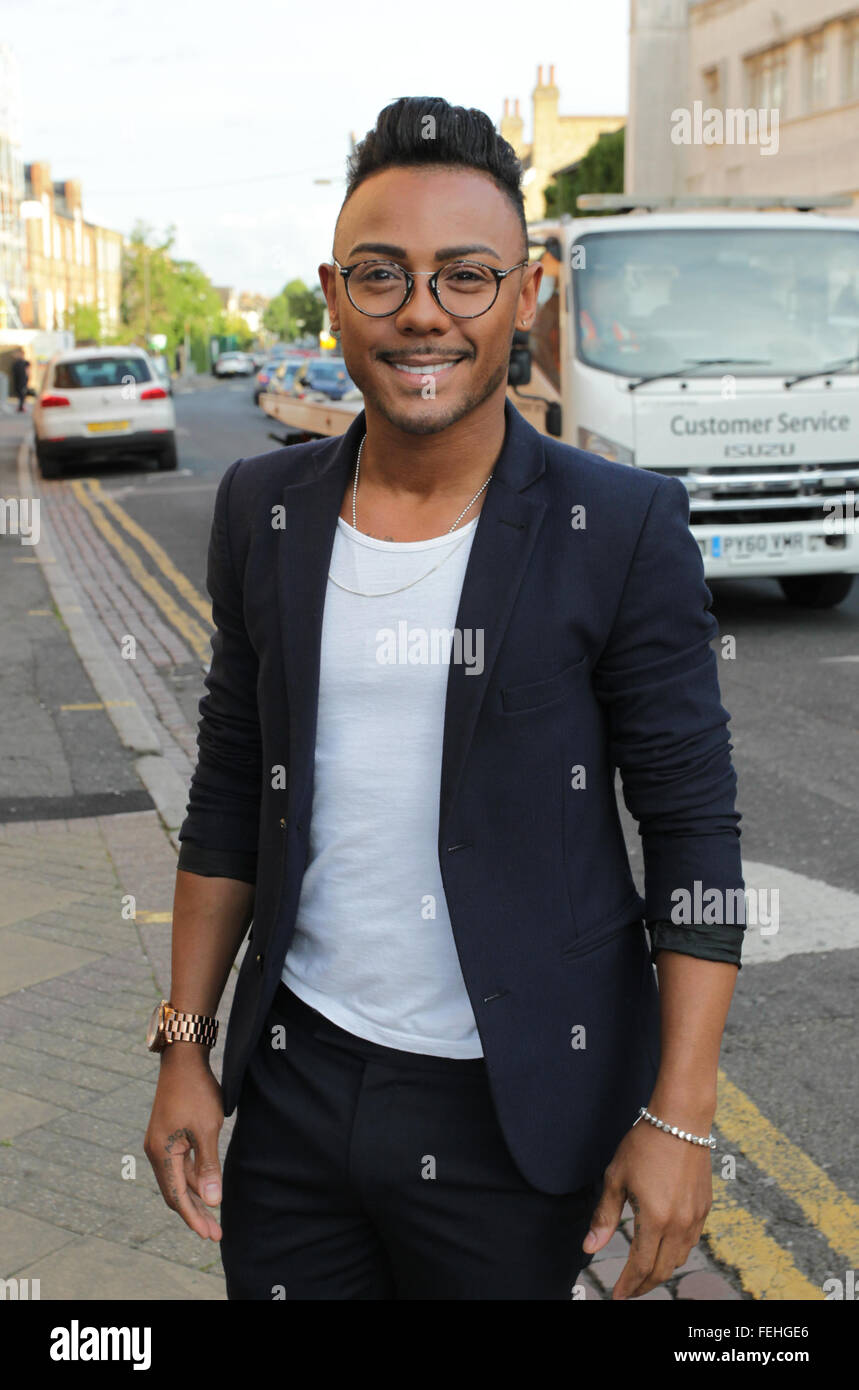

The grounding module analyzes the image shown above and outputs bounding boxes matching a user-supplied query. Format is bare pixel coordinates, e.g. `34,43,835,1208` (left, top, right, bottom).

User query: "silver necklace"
327,434,492,598
351,434,493,535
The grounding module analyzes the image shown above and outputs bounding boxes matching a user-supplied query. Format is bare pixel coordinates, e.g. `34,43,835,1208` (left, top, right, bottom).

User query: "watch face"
146,1002,164,1051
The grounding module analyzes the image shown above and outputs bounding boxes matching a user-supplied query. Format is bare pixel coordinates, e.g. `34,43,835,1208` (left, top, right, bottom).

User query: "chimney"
501,92,525,154
537,64,543,85
548,64,555,84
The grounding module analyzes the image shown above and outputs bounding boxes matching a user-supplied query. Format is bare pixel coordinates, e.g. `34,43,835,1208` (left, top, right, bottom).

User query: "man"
579,264,639,357
11,348,30,412
145,96,744,1301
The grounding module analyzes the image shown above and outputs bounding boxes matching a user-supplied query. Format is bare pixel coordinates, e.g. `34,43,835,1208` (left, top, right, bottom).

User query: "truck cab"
513,199,859,607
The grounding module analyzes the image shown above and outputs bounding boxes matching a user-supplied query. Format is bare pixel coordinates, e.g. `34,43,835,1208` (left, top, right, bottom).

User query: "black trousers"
221,983,601,1300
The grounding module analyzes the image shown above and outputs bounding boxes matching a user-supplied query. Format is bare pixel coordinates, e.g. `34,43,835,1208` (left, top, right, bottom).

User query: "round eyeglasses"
331,256,529,319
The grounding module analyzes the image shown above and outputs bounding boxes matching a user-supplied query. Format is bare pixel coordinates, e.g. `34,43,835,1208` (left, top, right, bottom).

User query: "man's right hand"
144,1047,225,1241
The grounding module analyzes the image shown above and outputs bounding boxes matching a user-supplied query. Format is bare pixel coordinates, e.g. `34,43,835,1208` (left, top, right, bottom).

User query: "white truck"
262,195,859,607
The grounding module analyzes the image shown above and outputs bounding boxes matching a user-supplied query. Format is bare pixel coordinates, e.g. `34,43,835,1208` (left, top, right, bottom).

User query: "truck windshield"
573,228,859,379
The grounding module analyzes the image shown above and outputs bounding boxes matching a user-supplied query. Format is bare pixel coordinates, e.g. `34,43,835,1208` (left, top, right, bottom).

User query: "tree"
69,302,102,345
120,222,223,365
264,279,324,341
544,127,625,219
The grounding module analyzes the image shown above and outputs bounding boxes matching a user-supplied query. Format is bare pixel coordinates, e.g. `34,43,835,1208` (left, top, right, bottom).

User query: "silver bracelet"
635,1106,717,1150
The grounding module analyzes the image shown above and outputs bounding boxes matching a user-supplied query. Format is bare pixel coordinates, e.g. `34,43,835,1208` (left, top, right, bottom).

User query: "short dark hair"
340,96,528,257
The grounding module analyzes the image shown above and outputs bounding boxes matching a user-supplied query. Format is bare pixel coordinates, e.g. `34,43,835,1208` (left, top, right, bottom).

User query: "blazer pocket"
501,655,589,714
560,910,641,962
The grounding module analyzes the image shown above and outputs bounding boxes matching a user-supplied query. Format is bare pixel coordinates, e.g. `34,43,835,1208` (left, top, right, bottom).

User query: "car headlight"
577,429,635,465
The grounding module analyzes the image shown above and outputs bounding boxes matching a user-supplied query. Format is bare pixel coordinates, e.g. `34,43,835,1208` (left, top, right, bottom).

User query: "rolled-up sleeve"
647,920,744,968
176,457,263,884
593,474,745,968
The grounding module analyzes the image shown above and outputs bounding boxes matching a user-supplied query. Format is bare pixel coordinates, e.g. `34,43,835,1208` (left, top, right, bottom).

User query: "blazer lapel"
438,399,547,837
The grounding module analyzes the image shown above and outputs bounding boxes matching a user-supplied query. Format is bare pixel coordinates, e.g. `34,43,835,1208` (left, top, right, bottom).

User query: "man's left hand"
582,1120,713,1299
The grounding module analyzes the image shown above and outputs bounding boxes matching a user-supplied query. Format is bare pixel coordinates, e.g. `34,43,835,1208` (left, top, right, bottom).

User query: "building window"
52,221,60,259
702,65,720,103
804,30,828,112
844,18,859,102
747,45,788,115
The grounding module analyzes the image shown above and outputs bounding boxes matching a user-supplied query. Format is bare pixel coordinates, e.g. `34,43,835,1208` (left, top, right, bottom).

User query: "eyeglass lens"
347,261,498,316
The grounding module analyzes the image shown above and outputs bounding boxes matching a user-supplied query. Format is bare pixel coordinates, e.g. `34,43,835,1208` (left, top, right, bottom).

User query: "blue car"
301,357,357,400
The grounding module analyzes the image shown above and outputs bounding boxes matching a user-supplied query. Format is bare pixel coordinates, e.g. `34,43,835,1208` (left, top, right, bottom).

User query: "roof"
527,211,859,237
567,211,859,233
48,344,150,362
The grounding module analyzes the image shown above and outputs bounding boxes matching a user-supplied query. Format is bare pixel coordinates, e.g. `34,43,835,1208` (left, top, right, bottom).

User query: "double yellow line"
70,477,213,661
706,1071,859,1299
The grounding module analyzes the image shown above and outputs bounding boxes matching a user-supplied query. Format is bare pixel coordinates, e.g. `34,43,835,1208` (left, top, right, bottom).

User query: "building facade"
500,66,626,222
684,0,859,207
0,43,26,330
19,162,124,336
626,0,859,209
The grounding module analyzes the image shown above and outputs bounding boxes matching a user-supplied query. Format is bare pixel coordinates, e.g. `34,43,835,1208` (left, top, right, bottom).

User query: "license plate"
87,420,129,433
712,533,805,562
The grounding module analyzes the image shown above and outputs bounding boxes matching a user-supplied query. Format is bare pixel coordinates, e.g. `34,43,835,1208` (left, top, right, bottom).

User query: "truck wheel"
157,438,178,471
36,443,62,479
778,574,854,608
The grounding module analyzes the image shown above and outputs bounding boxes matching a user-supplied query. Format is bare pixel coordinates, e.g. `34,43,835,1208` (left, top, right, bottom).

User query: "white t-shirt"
281,511,484,1056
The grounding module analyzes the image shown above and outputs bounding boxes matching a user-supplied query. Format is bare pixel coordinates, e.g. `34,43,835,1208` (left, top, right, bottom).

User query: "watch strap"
165,1008,219,1047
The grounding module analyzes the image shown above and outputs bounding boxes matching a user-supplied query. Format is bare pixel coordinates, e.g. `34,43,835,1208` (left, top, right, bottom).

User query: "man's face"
319,165,540,436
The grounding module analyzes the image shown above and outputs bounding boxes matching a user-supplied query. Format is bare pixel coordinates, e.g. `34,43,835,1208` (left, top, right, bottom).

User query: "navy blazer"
177,397,744,1194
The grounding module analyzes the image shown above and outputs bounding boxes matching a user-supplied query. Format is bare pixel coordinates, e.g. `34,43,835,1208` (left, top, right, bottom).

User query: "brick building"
19,161,124,336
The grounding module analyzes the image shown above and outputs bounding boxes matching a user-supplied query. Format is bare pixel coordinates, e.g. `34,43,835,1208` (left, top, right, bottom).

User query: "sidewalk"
0,813,230,1298
0,413,230,1295
0,413,744,1301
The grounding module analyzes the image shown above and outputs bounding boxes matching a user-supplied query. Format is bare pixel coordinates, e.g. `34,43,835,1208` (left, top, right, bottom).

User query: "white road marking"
819,655,859,664
737,859,859,963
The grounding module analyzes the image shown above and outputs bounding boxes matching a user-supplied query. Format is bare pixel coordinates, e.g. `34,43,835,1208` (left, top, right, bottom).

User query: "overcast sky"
6,0,629,297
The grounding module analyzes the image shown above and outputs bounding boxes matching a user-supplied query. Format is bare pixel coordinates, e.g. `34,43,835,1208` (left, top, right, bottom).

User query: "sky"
5,0,630,298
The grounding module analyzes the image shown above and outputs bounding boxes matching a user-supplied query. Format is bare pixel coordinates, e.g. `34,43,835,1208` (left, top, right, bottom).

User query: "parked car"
254,359,292,405
213,351,254,377
33,347,177,479
149,353,173,395
292,357,356,400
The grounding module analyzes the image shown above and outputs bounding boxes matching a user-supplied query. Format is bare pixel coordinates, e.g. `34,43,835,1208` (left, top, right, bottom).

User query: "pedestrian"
144,95,745,1301
11,348,30,412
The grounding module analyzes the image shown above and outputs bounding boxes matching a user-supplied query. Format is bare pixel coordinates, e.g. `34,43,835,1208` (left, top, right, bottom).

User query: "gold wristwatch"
146,999,219,1053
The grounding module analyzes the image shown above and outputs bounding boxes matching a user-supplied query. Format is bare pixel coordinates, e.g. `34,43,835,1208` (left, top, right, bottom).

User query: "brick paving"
0,812,233,1297
46,481,202,775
